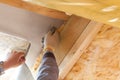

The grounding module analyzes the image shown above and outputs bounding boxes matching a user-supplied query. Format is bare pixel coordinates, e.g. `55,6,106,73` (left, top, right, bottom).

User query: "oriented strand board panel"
65,25,120,80
0,0,69,20
26,0,120,28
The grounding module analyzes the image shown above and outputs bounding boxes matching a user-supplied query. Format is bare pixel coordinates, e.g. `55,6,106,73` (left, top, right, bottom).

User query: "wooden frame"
55,15,90,64
59,20,103,80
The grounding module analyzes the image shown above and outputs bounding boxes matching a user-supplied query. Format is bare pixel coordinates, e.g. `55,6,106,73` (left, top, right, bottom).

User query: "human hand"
44,30,60,52
3,51,26,70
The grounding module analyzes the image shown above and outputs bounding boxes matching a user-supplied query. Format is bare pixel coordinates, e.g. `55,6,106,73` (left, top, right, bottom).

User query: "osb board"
26,0,120,28
65,25,120,80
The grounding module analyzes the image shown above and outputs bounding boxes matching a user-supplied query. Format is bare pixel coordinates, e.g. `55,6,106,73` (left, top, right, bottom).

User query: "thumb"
47,30,53,36
19,59,25,65
19,55,26,63
47,27,57,36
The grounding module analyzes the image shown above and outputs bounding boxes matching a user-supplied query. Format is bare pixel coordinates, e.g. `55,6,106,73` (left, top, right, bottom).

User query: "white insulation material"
0,32,32,80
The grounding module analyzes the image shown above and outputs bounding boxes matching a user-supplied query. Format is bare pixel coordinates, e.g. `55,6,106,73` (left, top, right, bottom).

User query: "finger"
13,51,17,53
50,27,57,35
53,30,59,37
19,59,25,65
19,56,26,63
12,51,17,54
47,30,53,36
16,52,25,56
48,27,57,36
21,57,26,62
7,51,18,58
18,53,25,61
20,56,25,60
20,54,25,59
44,31,51,40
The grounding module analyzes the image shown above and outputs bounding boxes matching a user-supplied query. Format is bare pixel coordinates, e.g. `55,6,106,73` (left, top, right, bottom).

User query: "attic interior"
0,0,120,80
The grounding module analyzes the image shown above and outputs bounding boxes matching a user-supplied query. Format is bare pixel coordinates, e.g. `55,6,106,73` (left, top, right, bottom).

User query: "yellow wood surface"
0,0,69,20
59,21,103,80
26,0,120,28
55,15,90,64
65,25,120,80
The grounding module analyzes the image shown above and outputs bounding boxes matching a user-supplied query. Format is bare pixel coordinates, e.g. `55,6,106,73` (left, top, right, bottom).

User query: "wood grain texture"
65,25,120,80
0,0,69,20
55,15,90,64
59,21,103,80
27,0,120,28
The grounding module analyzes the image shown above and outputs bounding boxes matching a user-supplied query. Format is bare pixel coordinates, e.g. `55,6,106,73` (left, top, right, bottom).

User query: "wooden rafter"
55,15,90,64
59,21,103,80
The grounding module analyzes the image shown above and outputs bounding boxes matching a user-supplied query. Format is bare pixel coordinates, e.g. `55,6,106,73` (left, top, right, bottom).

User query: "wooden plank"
55,15,90,64
65,25,120,80
59,21,103,80
0,0,69,20
27,0,120,28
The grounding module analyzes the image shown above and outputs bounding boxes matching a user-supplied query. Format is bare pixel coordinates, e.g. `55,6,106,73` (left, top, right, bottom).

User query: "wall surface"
0,3,63,68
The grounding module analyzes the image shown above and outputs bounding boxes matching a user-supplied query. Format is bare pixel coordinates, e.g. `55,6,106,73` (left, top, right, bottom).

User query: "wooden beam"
59,21,103,80
0,0,69,20
55,15,90,64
